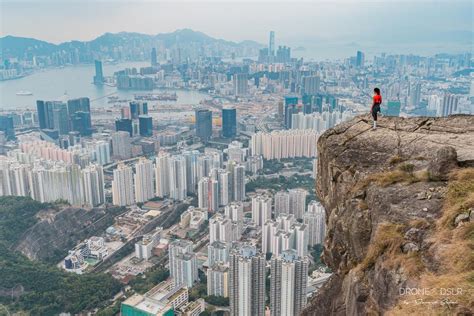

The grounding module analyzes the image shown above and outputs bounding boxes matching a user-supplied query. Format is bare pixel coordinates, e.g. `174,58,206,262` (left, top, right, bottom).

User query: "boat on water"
16,90,33,96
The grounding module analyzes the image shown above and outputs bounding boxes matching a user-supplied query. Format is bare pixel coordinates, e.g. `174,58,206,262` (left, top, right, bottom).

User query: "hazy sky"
1,0,472,54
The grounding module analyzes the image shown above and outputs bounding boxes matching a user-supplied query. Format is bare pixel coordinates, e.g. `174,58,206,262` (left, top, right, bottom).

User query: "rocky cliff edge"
303,115,474,315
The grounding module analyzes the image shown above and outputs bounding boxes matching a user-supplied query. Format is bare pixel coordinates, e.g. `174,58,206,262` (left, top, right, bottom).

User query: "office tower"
155,153,170,197
169,240,197,287
439,94,460,117
198,177,210,210
304,201,326,246
130,102,148,119
112,163,135,206
269,31,275,58
68,97,91,136
270,250,308,316
218,169,230,206
195,109,212,141
111,131,132,160
36,100,48,129
208,241,230,266
276,46,291,63
138,115,153,137
274,191,290,217
0,115,15,140
222,107,237,138
289,188,307,219
70,111,92,136
115,118,133,136
284,96,298,129
151,48,158,67
232,164,245,202
169,155,187,200
208,264,229,297
356,51,365,68
94,60,104,85
52,102,70,135
94,141,111,165
233,73,248,96
67,97,90,114
183,150,200,194
82,164,105,207
229,243,266,316
252,194,272,227
302,76,320,95
134,158,154,203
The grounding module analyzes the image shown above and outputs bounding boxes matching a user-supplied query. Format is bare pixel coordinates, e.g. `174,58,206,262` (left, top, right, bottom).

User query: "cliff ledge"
303,115,474,315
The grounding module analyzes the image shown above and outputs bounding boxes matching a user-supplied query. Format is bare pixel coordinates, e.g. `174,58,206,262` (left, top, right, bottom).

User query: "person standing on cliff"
371,87,382,129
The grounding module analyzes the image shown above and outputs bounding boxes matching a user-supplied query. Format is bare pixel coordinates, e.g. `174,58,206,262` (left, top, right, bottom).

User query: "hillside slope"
303,115,474,315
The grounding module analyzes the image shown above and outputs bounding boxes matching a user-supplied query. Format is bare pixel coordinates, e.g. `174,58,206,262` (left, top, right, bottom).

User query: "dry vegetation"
388,167,474,315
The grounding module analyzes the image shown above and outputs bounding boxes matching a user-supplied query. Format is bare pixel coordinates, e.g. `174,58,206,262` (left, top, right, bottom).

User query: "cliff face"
303,115,474,315
15,206,125,264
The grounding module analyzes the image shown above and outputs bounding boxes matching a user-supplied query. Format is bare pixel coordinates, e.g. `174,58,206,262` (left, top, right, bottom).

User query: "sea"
0,61,209,111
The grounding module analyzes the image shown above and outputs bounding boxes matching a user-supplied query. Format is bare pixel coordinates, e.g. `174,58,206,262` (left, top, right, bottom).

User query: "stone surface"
302,115,474,316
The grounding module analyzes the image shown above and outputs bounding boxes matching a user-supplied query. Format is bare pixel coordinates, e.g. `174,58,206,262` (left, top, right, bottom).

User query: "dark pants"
372,104,380,121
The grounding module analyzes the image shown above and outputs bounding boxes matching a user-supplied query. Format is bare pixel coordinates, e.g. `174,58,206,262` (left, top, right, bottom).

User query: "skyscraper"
112,163,135,206
289,188,307,219
134,158,154,203
302,76,320,95
233,73,248,96
274,191,290,217
151,47,158,67
252,194,272,227
169,239,197,288
94,60,104,85
111,131,132,160
356,51,365,68
195,109,212,141
304,201,326,246
138,115,153,137
229,243,266,316
115,118,133,136
52,102,69,135
82,164,105,207
67,97,92,136
222,107,237,138
155,153,170,197
232,164,245,202
270,250,308,316
208,264,229,297
0,115,15,140
284,96,298,129
169,155,187,200
130,102,148,119
269,31,275,58
208,241,230,266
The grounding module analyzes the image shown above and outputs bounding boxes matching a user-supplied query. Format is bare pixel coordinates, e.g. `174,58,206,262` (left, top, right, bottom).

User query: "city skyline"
1,1,472,58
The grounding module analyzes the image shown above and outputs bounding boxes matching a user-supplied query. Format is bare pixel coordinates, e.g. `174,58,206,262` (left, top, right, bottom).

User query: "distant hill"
0,29,263,59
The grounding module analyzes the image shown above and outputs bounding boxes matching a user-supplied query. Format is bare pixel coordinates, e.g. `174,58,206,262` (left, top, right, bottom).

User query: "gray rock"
454,213,470,226
402,242,419,253
427,146,458,181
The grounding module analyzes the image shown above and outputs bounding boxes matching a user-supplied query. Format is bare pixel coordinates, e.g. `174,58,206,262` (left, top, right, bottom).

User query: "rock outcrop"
302,115,474,315
15,206,125,263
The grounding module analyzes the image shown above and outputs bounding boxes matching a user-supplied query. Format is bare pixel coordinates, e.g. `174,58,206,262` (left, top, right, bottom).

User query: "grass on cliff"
356,163,430,191
357,223,424,277
389,168,474,316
